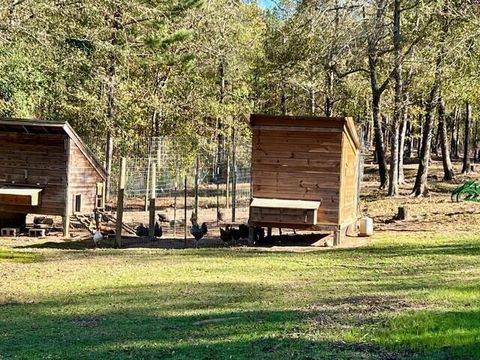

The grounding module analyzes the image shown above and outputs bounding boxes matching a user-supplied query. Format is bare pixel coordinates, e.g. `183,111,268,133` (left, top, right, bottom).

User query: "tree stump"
396,206,409,221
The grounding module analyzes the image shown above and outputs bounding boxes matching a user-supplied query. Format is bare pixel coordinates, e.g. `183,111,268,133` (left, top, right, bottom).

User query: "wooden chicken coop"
248,114,361,245
0,119,107,236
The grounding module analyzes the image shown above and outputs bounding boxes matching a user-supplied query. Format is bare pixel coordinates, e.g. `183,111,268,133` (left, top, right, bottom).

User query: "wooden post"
225,150,230,209
144,157,151,212
148,162,156,240
63,138,71,238
248,226,254,245
194,157,199,217
333,227,345,247
231,127,237,222
184,175,187,247
216,179,220,225
115,157,126,248
173,176,178,239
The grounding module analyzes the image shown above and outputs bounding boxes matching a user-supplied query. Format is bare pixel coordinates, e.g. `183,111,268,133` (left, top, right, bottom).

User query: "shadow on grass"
1,280,479,359
16,233,330,251
256,233,329,247
15,232,480,264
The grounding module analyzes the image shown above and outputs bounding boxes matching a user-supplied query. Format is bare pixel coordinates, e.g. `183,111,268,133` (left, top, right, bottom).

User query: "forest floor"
1,159,480,359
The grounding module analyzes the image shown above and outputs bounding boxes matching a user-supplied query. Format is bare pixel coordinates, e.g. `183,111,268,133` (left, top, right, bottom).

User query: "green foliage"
1,0,479,172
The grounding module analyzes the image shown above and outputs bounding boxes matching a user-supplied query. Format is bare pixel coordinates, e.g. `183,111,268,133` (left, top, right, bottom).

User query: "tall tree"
365,0,390,189
462,102,472,173
438,97,455,180
388,0,402,196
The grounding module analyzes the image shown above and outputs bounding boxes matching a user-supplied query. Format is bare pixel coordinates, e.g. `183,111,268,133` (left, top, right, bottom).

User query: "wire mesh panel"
107,136,252,231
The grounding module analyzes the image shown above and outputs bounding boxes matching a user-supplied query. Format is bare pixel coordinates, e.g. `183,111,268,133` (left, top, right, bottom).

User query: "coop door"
74,194,82,213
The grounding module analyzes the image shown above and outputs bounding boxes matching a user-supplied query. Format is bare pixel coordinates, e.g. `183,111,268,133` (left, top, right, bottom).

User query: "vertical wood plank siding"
0,132,68,215
250,115,360,228
68,141,104,215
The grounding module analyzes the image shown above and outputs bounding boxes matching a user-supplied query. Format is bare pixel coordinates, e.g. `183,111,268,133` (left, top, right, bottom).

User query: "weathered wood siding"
339,130,359,226
251,126,343,225
0,132,68,215
68,141,103,215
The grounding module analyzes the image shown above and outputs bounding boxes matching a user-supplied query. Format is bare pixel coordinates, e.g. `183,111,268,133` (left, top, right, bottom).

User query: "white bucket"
358,217,373,237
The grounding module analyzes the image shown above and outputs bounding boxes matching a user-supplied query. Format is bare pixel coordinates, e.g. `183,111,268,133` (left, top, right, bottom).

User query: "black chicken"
136,223,149,237
154,222,163,238
220,225,233,242
191,222,208,242
157,213,169,223
238,224,250,239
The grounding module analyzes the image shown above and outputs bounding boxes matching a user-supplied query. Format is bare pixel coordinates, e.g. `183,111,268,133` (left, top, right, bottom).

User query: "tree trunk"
104,7,121,202
105,132,114,201
310,88,316,115
438,98,455,180
217,61,226,180
412,17,446,196
450,108,458,158
388,0,402,196
366,0,390,189
372,94,388,188
412,96,435,197
462,102,472,173
454,109,460,159
105,62,116,201
325,68,334,117
473,121,479,163
398,113,408,184
417,114,423,159
280,77,287,115
405,120,412,158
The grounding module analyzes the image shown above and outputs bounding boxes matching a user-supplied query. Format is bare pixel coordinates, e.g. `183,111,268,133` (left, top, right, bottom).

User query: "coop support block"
1,228,20,237
29,228,46,237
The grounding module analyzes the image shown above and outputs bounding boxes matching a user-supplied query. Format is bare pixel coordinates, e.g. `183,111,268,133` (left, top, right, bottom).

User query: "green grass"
1,233,480,359
0,249,40,263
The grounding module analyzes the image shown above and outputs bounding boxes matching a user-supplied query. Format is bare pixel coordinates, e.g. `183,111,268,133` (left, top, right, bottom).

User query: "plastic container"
358,217,373,237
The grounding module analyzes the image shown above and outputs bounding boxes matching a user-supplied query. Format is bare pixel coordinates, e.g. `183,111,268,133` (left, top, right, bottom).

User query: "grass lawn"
1,231,480,359
2,161,480,359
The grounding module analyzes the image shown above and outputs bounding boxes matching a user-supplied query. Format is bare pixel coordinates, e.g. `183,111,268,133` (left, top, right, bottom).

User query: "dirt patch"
307,295,428,329
326,341,404,360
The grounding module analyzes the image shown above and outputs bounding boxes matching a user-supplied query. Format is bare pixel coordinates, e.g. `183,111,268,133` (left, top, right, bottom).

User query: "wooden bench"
28,228,46,237
1,228,20,237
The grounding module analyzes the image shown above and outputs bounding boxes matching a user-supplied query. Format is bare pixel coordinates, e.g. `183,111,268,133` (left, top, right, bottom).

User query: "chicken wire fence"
107,136,251,225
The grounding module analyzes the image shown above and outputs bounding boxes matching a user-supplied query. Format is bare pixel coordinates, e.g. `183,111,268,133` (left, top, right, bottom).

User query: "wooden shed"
0,119,107,236
248,114,361,245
